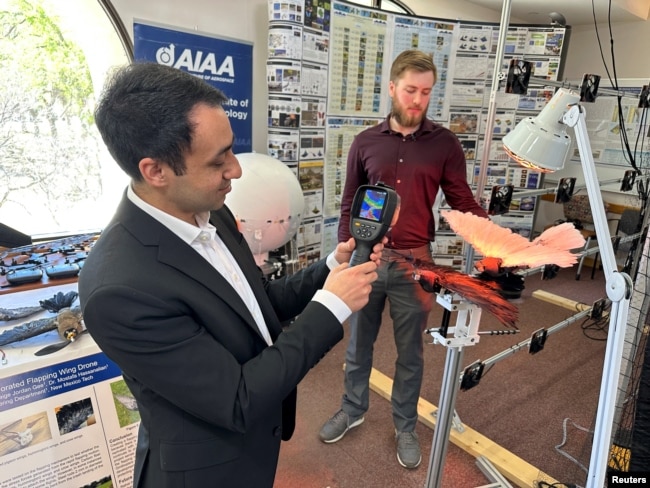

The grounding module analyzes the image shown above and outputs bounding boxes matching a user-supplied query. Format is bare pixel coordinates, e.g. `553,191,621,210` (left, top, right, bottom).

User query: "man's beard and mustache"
391,98,428,129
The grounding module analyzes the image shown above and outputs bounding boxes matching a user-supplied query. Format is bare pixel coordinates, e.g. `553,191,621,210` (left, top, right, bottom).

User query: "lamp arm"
563,105,633,487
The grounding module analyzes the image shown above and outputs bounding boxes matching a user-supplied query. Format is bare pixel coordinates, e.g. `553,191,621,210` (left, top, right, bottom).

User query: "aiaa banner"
134,22,253,152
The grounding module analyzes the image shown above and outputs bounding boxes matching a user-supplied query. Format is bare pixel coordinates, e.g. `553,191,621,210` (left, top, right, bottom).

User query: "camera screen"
358,189,386,222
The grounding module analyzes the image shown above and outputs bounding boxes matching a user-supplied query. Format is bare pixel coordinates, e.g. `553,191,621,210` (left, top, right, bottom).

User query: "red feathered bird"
412,261,519,329
405,210,585,329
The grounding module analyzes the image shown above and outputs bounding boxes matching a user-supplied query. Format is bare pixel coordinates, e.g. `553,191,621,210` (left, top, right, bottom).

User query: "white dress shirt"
126,186,351,345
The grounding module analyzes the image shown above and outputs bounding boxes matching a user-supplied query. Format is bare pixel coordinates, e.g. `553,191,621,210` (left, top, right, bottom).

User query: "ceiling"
463,0,650,26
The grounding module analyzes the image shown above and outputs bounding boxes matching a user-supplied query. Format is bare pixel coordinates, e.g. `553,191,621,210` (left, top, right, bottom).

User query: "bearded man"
318,49,488,469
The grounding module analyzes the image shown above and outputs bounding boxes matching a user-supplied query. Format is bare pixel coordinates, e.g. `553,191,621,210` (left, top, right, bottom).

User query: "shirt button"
397,180,401,184
399,159,403,163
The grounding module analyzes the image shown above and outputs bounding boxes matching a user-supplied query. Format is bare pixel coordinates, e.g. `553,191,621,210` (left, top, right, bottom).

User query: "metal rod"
512,178,626,199
424,346,466,488
528,76,643,100
564,105,634,488
471,308,592,371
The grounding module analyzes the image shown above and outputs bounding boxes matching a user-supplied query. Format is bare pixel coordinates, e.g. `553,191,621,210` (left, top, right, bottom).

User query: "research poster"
0,284,138,488
134,21,254,152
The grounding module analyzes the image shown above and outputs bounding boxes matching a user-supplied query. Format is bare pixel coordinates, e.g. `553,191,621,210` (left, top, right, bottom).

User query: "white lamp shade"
502,88,581,173
226,152,304,260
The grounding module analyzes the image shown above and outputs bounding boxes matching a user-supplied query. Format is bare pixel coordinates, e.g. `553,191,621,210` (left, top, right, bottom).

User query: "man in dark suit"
78,62,382,488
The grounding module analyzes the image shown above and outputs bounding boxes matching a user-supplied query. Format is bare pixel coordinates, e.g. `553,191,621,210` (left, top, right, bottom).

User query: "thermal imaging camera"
348,182,399,266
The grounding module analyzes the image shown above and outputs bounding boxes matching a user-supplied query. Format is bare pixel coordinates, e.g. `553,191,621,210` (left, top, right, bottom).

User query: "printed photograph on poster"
508,167,540,189
509,195,537,212
299,160,324,191
473,162,508,187
268,24,303,60
432,234,465,257
0,413,51,456
55,397,95,435
268,95,301,128
482,110,516,135
300,98,326,127
456,135,477,162
449,109,480,134
304,0,331,32
303,30,329,64
268,129,299,162
457,25,492,53
267,60,301,94
544,30,564,56
301,63,328,97
268,0,304,23
299,130,325,159
111,379,141,427
297,218,323,248
303,190,323,218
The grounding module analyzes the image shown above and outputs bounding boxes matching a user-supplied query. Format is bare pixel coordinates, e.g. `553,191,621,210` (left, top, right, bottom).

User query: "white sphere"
226,152,304,260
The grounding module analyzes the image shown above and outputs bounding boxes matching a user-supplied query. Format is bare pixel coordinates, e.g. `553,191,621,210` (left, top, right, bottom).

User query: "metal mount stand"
563,105,634,488
423,291,482,488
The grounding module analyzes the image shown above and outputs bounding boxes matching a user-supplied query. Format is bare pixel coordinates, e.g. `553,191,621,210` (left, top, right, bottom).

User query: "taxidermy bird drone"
0,291,84,356
403,210,585,329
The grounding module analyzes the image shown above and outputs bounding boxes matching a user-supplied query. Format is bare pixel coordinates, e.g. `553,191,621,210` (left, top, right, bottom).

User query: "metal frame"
564,105,634,488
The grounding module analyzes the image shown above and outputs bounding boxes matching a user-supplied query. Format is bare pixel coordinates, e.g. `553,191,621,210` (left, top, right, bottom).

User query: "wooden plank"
369,367,559,487
531,289,591,311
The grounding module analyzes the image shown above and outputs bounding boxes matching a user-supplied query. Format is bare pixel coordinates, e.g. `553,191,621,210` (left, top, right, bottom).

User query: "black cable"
590,0,639,172
580,299,611,341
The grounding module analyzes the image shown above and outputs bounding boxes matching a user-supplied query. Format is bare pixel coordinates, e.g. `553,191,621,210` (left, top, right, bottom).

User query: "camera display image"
358,189,386,222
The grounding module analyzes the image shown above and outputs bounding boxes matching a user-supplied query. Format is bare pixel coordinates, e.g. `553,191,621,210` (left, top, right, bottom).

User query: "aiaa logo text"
156,44,234,77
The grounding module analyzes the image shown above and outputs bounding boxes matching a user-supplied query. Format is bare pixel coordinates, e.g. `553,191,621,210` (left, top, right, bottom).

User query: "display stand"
422,291,483,488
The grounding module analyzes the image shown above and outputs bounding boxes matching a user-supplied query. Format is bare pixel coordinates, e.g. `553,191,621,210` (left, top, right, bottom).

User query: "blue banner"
0,352,122,412
134,22,253,152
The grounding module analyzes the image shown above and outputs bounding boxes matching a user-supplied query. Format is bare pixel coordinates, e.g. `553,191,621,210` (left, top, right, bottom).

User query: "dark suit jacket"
78,195,344,488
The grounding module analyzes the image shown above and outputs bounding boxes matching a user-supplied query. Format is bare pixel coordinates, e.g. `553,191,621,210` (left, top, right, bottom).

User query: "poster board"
0,284,138,488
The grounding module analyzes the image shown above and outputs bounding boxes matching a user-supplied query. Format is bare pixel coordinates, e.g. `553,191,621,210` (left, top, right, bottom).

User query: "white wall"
565,21,650,80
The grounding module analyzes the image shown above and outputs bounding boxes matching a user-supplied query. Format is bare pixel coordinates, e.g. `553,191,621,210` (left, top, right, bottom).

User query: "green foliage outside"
0,0,103,234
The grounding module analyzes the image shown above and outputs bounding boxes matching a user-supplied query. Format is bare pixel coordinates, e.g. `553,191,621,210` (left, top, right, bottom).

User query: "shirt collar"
126,184,214,246
380,114,435,137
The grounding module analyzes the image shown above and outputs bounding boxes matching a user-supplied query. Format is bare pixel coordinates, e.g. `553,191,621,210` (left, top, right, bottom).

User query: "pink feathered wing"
440,209,586,270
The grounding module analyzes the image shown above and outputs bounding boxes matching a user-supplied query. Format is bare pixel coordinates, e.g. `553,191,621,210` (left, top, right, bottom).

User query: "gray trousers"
341,246,433,432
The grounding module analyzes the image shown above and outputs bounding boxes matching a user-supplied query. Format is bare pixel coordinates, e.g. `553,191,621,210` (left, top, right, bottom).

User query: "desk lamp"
503,87,633,488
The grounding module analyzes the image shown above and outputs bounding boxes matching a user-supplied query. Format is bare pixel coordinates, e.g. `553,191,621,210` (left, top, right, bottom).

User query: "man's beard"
391,99,428,128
